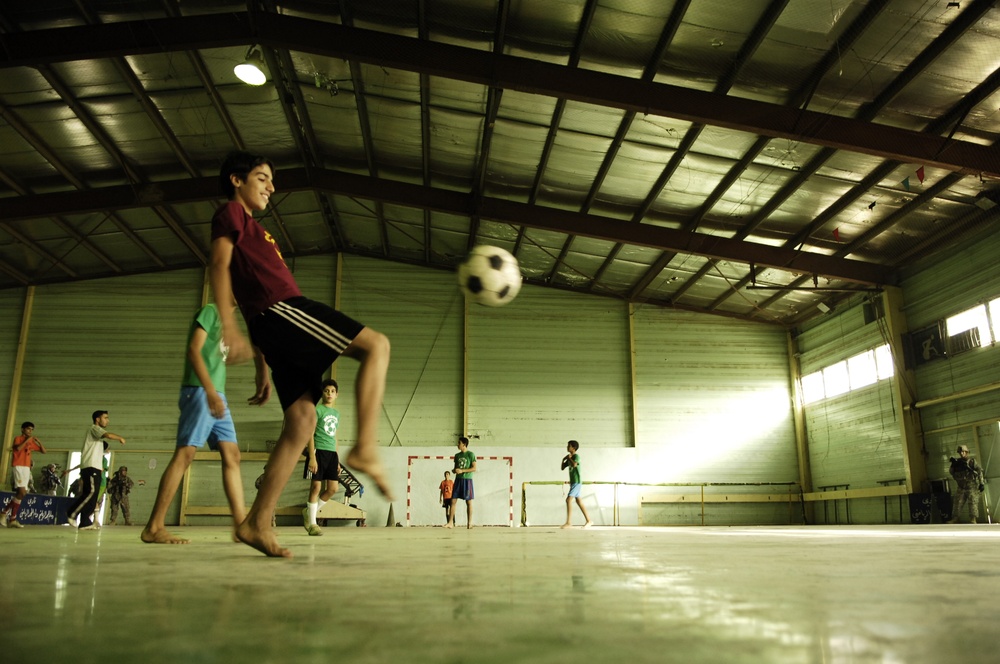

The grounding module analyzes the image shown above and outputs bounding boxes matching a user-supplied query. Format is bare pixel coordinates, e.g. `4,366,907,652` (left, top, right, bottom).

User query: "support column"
883,286,927,492
786,330,813,522
1,286,35,484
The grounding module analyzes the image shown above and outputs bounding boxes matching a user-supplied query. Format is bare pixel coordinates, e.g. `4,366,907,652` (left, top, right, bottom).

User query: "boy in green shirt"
561,440,592,528
302,379,342,536
446,436,477,529
141,304,248,544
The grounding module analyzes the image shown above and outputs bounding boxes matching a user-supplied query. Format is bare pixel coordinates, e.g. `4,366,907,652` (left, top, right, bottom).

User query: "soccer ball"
457,245,522,307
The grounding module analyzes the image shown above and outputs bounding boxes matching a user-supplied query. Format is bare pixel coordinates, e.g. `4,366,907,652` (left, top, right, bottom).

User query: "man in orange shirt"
2,422,47,528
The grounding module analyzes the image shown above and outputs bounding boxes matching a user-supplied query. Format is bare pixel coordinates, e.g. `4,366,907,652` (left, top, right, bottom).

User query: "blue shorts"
453,477,474,501
568,483,582,498
176,386,238,449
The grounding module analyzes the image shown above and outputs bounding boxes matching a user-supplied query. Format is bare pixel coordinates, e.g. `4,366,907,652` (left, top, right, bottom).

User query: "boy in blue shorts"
446,436,476,529
210,150,392,557
302,379,342,536
561,440,592,529
141,303,247,544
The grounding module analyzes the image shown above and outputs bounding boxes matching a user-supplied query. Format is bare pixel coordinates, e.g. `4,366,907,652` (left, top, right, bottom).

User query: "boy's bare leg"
577,497,593,527
561,496,574,529
218,442,246,542
341,328,394,500
141,446,196,544
445,498,456,528
236,397,315,557
466,500,474,529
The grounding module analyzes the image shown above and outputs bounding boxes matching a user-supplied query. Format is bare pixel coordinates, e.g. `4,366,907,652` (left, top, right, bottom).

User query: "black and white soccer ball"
457,245,522,307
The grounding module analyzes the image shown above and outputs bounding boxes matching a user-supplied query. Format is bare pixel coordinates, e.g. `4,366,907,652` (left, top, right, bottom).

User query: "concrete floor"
2,523,997,663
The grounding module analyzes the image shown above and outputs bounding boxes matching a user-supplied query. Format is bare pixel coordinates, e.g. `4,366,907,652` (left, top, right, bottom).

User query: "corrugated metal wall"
901,225,1000,503
0,287,28,442
334,255,464,447
13,270,206,447
794,300,905,522
466,285,631,447
632,307,798,485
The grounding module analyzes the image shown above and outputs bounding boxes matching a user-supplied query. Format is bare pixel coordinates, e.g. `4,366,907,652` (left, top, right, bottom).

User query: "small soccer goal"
406,455,514,526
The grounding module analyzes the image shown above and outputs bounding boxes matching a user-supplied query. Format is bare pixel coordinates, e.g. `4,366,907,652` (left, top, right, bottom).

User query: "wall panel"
335,255,464,447
466,286,631,447
632,308,797,484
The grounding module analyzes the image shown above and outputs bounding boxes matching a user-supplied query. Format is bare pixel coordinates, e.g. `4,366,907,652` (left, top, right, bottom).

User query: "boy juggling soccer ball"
210,150,392,557
302,379,343,537
561,440,592,529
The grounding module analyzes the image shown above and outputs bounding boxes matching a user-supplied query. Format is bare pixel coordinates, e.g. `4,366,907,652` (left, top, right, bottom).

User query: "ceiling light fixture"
234,47,267,86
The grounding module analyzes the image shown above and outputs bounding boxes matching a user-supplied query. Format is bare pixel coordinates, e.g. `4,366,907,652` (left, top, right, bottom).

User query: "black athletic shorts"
305,449,340,482
248,297,364,411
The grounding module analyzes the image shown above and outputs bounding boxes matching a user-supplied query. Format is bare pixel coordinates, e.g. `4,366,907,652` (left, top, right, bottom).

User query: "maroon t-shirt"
211,201,301,320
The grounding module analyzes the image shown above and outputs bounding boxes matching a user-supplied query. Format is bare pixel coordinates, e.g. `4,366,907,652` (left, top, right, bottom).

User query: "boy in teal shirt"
302,379,342,536
141,304,248,544
561,440,592,528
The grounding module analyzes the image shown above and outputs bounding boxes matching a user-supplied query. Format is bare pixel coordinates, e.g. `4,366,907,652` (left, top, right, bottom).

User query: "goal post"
406,455,514,526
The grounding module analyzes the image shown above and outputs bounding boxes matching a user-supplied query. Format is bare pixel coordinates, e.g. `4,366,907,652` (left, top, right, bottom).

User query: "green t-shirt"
314,403,340,452
181,304,227,392
568,453,581,484
454,450,475,478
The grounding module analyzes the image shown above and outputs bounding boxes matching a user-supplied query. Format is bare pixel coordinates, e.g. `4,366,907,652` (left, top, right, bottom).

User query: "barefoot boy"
141,303,247,544
446,436,476,529
302,379,343,537
561,440,592,529
210,150,392,557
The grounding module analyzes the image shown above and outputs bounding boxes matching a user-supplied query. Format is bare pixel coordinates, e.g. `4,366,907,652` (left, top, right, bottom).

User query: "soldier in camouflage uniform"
948,444,985,524
107,466,144,525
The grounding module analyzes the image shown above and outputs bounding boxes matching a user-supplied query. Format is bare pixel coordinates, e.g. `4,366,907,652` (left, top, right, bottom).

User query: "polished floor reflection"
2,524,997,663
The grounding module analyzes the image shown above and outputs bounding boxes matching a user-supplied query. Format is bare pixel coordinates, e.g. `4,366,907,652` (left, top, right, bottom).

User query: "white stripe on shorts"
270,301,353,352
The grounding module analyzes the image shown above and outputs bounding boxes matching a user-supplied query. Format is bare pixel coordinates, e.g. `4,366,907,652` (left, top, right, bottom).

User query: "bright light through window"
874,344,894,380
800,344,894,405
848,351,877,389
947,305,990,346
801,372,825,404
823,362,850,398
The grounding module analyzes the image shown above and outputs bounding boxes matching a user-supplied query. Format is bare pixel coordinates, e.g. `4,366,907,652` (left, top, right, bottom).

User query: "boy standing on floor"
561,440,592,529
1,422,46,528
141,303,248,544
210,150,392,557
66,411,126,529
439,470,453,525
446,437,476,529
302,379,342,537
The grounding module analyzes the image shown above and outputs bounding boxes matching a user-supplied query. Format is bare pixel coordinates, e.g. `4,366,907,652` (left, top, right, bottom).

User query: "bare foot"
345,448,395,501
467,524,474,530
560,523,573,529
140,527,191,544
582,522,593,528
236,521,292,558
444,523,453,529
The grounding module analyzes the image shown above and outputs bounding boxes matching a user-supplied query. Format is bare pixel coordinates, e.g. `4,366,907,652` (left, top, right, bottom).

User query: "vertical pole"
883,286,927,495
462,296,469,436
786,330,813,522
1,286,34,485
330,253,343,381
627,302,638,448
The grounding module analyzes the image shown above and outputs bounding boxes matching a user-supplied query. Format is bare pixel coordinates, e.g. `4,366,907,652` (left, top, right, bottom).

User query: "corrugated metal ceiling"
1,0,999,325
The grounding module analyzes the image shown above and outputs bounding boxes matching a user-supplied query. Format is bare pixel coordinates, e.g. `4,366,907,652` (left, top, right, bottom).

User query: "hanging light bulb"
234,47,267,86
